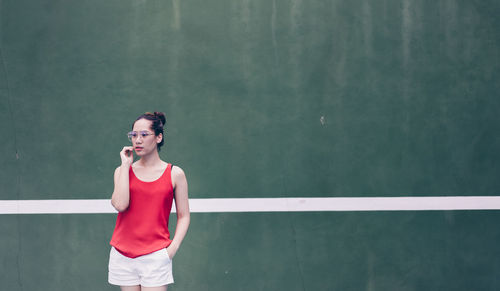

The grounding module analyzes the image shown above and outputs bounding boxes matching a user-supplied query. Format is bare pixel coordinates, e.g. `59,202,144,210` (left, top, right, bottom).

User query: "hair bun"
154,111,166,126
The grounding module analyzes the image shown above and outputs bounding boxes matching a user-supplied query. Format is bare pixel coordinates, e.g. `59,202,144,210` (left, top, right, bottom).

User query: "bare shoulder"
171,165,186,179
113,165,124,183
171,165,187,188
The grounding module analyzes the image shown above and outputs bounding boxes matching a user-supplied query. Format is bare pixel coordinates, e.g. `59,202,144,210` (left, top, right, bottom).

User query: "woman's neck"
137,151,162,168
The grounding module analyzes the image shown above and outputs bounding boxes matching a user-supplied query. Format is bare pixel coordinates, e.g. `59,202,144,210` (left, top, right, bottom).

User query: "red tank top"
110,163,174,258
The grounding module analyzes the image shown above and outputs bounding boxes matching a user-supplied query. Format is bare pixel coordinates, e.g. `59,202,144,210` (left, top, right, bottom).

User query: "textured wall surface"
1,0,499,290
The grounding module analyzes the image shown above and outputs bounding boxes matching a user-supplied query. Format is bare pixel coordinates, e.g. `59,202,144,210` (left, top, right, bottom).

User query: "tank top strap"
161,162,172,183
128,165,134,178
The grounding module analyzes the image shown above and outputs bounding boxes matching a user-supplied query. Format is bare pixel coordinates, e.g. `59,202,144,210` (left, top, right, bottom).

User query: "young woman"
108,112,190,291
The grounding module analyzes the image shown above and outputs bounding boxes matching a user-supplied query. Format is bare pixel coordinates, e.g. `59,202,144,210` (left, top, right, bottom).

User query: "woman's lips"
135,147,144,151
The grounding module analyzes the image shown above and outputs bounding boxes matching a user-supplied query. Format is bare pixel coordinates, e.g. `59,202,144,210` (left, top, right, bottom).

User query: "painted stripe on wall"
1,196,500,214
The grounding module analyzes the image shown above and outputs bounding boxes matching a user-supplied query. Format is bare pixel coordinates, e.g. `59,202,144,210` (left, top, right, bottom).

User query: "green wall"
1,0,499,290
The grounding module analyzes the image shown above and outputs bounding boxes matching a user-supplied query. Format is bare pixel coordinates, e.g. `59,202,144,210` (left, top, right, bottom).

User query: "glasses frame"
127,130,155,141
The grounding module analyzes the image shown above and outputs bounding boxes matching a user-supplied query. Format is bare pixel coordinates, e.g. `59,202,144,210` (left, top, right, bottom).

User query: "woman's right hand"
120,146,134,166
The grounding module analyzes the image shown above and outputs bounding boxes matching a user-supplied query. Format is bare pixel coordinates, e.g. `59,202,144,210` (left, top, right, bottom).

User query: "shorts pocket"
165,248,172,262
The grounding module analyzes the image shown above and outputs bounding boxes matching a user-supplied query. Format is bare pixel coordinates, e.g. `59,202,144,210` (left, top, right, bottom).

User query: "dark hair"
133,112,166,151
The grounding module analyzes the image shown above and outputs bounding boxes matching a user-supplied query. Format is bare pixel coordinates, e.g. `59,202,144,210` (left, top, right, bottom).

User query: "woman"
108,112,190,291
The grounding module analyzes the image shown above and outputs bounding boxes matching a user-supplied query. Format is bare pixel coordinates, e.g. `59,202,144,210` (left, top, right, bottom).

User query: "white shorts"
108,247,174,287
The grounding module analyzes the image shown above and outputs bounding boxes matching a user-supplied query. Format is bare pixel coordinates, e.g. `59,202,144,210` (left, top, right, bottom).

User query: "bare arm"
166,166,190,259
110,146,134,212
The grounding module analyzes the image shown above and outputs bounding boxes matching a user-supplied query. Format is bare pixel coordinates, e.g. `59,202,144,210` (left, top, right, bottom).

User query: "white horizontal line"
1,197,500,214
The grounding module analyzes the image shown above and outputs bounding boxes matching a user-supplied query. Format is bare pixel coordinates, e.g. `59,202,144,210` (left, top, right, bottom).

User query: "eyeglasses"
127,131,155,141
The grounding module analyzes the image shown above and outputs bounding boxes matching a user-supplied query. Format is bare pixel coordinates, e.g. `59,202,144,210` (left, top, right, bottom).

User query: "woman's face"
131,119,162,156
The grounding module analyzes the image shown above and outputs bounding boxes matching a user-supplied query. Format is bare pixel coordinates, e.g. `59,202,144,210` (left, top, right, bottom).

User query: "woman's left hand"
166,244,178,260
